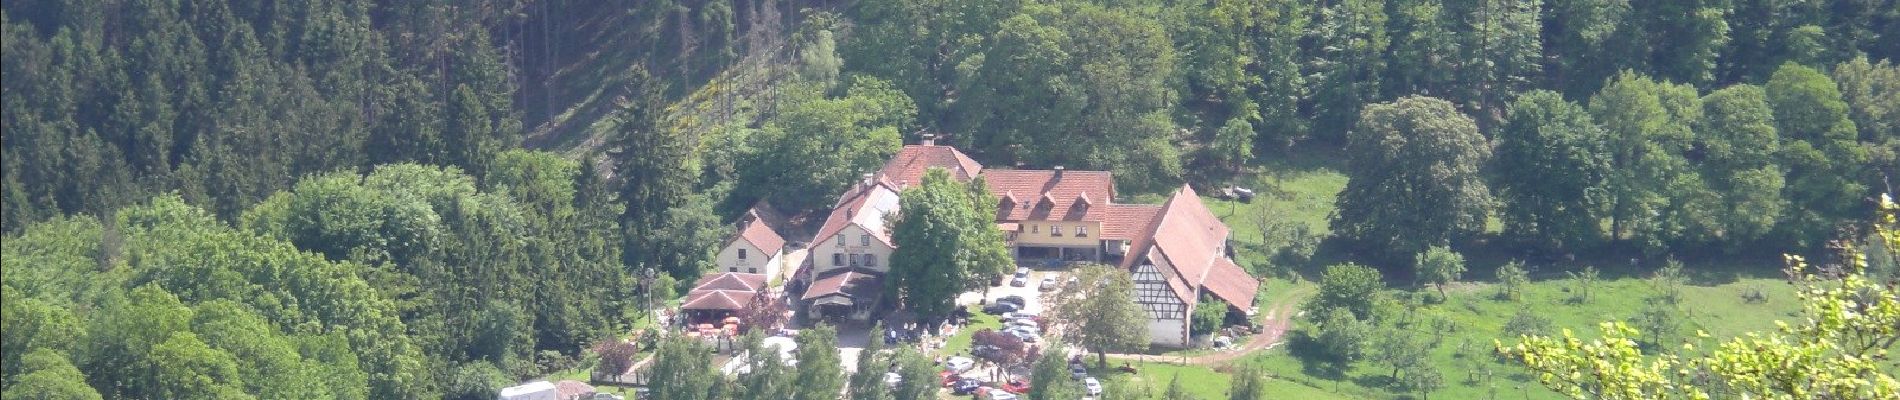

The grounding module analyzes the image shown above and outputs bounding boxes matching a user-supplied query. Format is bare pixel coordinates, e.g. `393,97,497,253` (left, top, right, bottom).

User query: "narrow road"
1104,284,1314,366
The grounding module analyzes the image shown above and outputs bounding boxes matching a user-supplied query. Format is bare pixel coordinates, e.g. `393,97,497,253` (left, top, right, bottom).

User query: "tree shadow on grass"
1283,331,1351,381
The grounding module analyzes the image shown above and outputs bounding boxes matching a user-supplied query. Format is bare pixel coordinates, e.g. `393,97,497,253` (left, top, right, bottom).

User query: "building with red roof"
717,201,790,278
793,136,1258,344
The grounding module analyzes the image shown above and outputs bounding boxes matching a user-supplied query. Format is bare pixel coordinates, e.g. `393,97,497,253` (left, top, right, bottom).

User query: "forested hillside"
3,0,1898,399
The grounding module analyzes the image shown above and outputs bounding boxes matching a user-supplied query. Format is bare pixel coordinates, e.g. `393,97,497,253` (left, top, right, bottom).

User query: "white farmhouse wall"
1147,311,1189,347
810,224,894,278
716,241,780,275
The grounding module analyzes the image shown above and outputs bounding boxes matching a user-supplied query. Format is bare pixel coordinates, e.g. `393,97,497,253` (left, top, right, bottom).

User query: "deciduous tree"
1049,264,1148,368
1332,96,1492,260
1494,90,1612,251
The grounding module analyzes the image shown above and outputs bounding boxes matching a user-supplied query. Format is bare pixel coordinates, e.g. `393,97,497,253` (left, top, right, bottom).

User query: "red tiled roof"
982,169,1116,222
693,272,768,292
1204,258,1259,310
801,268,882,301
1119,185,1250,307
1101,204,1161,240
683,273,768,311
683,290,756,311
879,145,983,187
730,202,788,255
814,182,901,247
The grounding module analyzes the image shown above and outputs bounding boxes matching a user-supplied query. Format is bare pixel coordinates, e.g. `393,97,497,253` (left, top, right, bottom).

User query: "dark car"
996,295,1027,307
1070,366,1088,380
983,302,1020,315
952,379,983,395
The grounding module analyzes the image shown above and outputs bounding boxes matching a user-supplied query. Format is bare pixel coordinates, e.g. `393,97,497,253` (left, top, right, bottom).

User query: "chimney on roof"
920,133,937,146
862,173,874,187
1053,165,1064,177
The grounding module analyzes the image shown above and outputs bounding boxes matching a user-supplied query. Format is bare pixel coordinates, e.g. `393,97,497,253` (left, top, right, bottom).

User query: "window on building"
1032,224,1040,233
833,253,844,266
861,235,871,246
1051,226,1062,237
738,249,748,259
729,267,738,272
748,268,757,273
850,254,861,267
864,254,878,267
1077,226,1088,237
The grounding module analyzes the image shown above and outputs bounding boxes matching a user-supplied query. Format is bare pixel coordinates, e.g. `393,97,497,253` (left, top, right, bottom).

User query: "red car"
1001,379,1031,394
940,371,961,387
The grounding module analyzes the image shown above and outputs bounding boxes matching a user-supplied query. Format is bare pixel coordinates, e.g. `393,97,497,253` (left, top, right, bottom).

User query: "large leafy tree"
1695,84,1785,248
1766,63,1867,247
3,349,102,400
648,336,717,400
790,325,846,400
739,77,912,212
887,169,1011,323
1589,72,1710,251
1048,264,1148,368
955,3,1183,192
1494,90,1613,251
1332,96,1493,260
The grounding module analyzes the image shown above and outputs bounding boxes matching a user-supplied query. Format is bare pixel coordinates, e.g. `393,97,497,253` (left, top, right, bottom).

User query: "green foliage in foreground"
1498,198,1900,399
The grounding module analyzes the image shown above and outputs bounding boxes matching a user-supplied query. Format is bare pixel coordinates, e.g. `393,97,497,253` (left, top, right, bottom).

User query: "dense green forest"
2,0,1897,398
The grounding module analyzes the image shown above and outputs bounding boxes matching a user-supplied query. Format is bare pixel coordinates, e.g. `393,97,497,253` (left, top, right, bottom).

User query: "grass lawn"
1232,273,1806,400
940,305,1003,358
1102,146,1833,399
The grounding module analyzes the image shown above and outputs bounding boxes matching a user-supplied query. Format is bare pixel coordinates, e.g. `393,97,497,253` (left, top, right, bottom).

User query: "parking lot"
956,267,1063,315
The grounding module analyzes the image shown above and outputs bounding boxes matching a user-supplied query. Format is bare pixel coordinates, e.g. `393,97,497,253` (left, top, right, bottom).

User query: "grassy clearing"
940,305,1004,358
1124,147,1821,399
1225,274,1806,400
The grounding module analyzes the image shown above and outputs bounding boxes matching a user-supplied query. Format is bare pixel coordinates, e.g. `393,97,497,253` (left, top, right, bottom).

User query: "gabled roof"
1119,185,1256,309
693,272,768,292
682,272,769,311
813,182,902,247
982,169,1117,222
801,268,882,301
729,202,788,255
879,145,983,187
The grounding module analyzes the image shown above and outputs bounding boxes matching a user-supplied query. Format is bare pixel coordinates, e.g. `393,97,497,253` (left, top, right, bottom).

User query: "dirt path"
1105,284,1313,366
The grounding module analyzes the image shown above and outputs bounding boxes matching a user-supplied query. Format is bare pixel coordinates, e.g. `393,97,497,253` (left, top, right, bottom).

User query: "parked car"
1001,379,1032,394
1084,377,1102,395
1004,323,1040,335
996,296,1027,307
1010,275,1029,287
944,356,976,373
1003,311,1041,321
940,371,962,387
1006,318,1039,328
951,379,983,395
1038,277,1058,291
1006,329,1037,343
983,302,1020,315
1070,366,1088,380
1015,267,1031,277
984,390,1019,400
